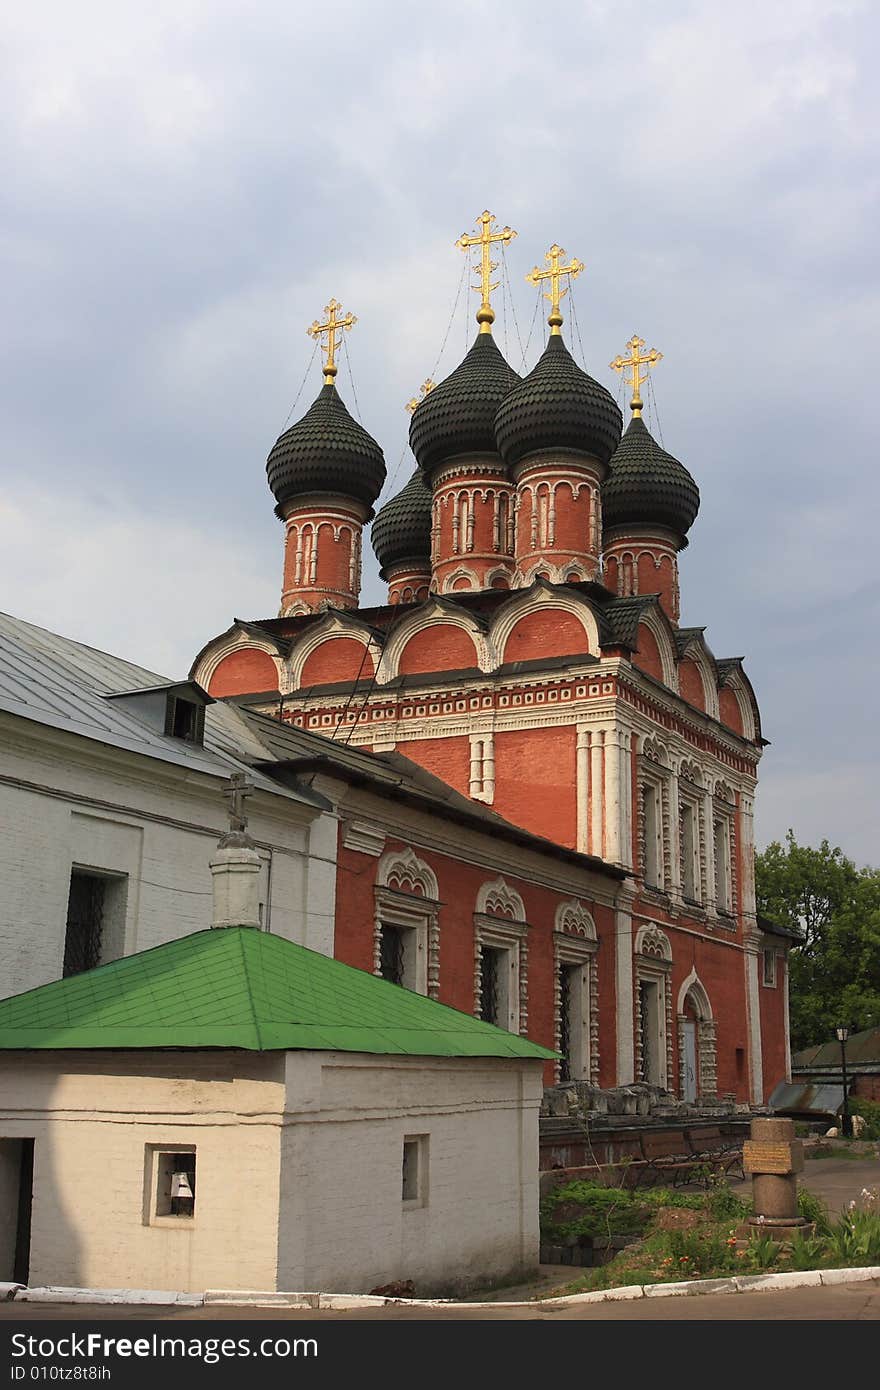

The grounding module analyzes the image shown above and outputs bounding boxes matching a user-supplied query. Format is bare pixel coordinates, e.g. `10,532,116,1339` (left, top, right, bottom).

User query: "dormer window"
165,693,204,744
103,680,212,747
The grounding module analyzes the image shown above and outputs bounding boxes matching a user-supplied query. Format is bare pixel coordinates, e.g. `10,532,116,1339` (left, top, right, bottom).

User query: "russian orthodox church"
191,213,791,1106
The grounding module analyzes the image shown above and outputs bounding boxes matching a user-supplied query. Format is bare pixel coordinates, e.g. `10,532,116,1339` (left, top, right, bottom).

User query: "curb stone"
9,1267,880,1310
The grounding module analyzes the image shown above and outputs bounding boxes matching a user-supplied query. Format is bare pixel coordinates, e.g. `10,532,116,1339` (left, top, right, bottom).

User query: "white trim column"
576,724,590,854
744,933,764,1104
590,730,604,859
604,728,621,865
614,891,635,1084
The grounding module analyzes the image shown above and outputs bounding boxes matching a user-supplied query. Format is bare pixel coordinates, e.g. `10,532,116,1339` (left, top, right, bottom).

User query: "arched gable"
718,667,758,743
290,614,383,691
635,923,672,962
300,637,375,688
489,583,599,665
677,968,713,1020
476,877,527,922
676,635,720,720
634,606,678,691
554,899,597,942
377,846,439,900
380,600,492,682
193,627,286,697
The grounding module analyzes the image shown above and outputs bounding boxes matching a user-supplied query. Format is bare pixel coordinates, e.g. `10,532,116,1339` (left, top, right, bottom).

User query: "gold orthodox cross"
307,299,357,384
223,773,253,834
405,380,435,413
455,210,517,333
609,335,663,417
526,243,584,334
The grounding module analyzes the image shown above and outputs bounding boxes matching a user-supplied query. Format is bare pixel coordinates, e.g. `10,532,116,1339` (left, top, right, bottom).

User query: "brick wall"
208,648,278,697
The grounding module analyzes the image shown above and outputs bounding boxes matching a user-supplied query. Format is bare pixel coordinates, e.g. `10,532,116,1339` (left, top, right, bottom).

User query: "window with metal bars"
379,925,406,986
479,946,503,1025
63,872,106,977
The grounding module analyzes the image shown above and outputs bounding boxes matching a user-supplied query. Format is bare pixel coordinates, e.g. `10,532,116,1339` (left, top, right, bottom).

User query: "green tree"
756,831,880,1050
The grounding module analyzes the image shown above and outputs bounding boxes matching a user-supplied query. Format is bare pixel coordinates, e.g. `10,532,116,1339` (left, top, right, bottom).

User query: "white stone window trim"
634,924,674,1091
553,900,600,1086
473,912,530,1035
762,947,778,988
374,848,441,998
144,1143,197,1228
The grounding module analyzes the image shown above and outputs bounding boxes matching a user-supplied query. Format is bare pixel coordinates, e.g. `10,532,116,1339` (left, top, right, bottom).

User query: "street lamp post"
836,1025,852,1138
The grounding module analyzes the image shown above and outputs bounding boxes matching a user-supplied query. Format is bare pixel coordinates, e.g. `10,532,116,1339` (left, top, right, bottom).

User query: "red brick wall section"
604,555,619,594
501,608,589,663
397,624,478,676
208,647,279,697
854,1076,880,1102
665,930,753,1102
333,829,619,1087
493,726,578,849
759,957,789,1102
719,687,745,736
299,637,374,688
398,735,471,796
679,658,708,712
633,623,664,682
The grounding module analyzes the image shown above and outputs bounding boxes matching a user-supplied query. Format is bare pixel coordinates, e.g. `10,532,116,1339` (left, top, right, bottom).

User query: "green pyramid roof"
0,928,555,1060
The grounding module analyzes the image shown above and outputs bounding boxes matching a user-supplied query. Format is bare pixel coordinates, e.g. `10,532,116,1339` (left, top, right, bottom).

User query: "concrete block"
734,1271,823,1293
819,1266,880,1286
644,1277,737,1298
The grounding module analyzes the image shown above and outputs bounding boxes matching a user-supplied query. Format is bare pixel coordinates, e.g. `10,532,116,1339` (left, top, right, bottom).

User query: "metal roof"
0,611,326,811
0,926,556,1060
769,1080,845,1116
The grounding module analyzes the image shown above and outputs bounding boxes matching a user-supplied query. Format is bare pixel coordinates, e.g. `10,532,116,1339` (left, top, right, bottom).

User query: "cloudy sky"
1,1,877,861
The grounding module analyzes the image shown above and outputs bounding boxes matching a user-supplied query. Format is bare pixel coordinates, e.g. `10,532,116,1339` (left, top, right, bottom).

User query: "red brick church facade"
191,240,791,1106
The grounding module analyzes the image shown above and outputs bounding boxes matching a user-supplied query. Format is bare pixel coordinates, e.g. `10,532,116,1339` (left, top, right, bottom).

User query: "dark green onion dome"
370,468,433,575
266,384,386,514
494,334,623,468
408,334,520,474
602,416,700,540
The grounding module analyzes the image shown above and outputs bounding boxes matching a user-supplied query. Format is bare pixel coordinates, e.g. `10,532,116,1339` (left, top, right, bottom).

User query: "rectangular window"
164,694,205,745
558,962,588,1082
714,817,731,913
379,923,421,991
145,1146,196,1223
681,801,697,901
642,784,661,888
402,1135,428,1207
639,978,662,1085
479,945,511,1028
762,949,777,987
63,869,128,976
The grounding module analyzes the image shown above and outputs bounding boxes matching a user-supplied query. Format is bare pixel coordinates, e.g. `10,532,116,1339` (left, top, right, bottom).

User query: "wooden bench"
636,1130,698,1188
685,1126,745,1183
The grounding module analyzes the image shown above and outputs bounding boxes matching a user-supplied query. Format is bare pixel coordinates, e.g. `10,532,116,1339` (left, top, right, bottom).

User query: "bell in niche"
170,1170,194,1216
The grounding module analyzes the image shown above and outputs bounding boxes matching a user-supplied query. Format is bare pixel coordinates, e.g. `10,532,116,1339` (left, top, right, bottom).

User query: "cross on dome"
307,299,357,385
609,335,663,418
405,380,436,414
455,210,517,334
525,243,584,335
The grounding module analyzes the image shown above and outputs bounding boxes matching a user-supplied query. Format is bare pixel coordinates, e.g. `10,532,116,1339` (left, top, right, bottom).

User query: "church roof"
266,384,386,514
370,467,433,574
603,416,699,539
408,333,519,473
494,334,622,468
0,927,555,1060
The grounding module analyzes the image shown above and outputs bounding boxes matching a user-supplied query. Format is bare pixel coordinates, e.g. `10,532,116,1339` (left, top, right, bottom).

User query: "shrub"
788,1230,828,1271
705,1183,750,1222
797,1186,831,1234
540,1182,649,1241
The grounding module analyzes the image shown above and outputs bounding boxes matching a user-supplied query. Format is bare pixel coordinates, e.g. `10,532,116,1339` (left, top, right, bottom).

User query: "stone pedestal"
743,1116,809,1238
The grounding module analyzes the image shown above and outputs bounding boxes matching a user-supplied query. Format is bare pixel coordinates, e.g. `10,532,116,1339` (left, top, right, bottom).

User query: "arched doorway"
676,972,717,1101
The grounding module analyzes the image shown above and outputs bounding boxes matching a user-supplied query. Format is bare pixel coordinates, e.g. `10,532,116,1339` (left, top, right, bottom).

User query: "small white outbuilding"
0,916,552,1296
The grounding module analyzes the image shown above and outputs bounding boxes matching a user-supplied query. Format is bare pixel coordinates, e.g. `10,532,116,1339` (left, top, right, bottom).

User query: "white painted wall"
0,716,338,996
0,1049,543,1296
277,1052,544,1295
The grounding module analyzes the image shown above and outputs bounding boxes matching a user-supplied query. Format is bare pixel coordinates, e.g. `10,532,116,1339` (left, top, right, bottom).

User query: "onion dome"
602,416,700,539
266,384,386,514
371,468,433,576
494,334,622,468
408,334,520,474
